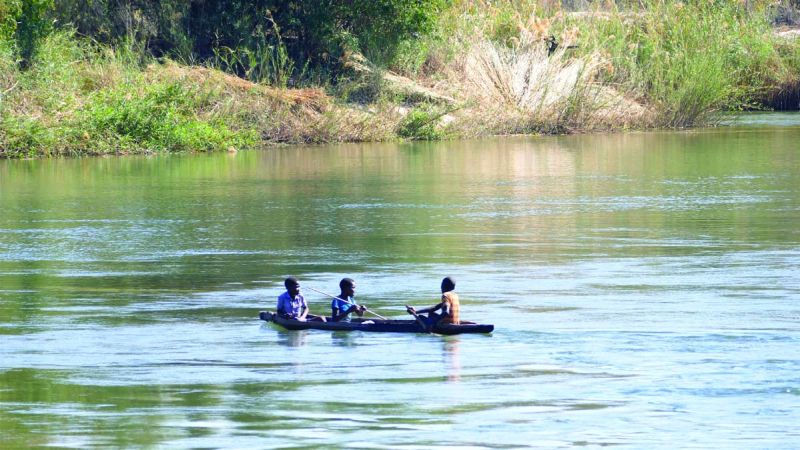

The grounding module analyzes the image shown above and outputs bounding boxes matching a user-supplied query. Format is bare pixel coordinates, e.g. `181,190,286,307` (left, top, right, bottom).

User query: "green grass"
77,82,256,154
568,0,789,126
1,30,260,157
394,0,798,130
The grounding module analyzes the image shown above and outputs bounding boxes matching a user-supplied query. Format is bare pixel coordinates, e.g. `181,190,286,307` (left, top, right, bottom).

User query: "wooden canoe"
259,311,493,335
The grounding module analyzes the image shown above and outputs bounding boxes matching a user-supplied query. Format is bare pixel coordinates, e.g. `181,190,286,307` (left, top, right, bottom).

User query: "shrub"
52,0,448,80
79,81,256,154
0,115,55,158
397,105,447,140
0,0,21,43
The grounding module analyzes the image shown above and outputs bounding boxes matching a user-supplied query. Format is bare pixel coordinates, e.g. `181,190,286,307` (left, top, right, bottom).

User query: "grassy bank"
0,33,400,158
1,1,799,158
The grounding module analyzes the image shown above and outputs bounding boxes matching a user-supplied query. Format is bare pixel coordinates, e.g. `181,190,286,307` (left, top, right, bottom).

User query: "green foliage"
15,0,54,69
50,0,447,82
210,13,302,87
333,65,386,104
397,105,447,140
347,0,448,66
573,0,788,126
0,0,21,43
388,8,456,76
50,0,191,57
0,115,56,158
79,82,256,153
0,32,17,92
4,0,800,158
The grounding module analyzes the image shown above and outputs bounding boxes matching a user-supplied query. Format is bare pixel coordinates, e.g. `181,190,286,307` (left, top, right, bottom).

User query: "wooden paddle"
307,286,390,320
405,305,432,333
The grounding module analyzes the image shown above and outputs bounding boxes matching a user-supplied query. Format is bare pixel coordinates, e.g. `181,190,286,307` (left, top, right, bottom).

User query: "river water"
1,114,799,448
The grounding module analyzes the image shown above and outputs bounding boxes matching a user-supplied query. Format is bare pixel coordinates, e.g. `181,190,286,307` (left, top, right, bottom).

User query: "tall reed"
210,12,302,87
570,0,786,126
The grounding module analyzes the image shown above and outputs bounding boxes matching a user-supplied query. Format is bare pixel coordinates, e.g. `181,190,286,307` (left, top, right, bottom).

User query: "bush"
78,81,256,154
51,0,447,82
0,0,21,43
0,115,56,158
397,105,447,140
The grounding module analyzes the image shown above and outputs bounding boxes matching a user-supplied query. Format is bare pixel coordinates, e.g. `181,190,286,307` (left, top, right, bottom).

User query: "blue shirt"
331,296,357,322
277,291,307,318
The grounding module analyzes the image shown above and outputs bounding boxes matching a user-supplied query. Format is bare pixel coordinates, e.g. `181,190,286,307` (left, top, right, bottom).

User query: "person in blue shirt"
276,277,325,322
331,278,366,322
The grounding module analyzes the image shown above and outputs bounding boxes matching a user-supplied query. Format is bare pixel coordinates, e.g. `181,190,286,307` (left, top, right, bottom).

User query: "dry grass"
151,62,330,110
148,61,399,144
438,25,653,135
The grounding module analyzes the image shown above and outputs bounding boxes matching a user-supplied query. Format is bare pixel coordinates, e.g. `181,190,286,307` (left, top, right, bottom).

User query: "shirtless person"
406,276,460,331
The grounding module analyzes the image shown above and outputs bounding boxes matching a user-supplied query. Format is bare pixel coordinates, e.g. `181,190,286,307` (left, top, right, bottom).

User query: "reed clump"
450,27,651,134
398,2,655,137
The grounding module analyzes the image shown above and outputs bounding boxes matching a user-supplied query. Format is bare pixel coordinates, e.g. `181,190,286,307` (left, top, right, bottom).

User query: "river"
1,113,799,448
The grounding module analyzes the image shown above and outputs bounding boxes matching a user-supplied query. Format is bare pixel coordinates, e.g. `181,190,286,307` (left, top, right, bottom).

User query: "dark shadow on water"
331,330,356,347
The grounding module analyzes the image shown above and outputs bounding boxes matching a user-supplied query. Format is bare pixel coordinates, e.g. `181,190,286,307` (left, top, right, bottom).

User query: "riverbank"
2,1,799,158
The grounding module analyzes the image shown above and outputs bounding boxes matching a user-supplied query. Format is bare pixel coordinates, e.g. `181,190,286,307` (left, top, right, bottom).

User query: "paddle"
405,305,432,333
306,286,390,320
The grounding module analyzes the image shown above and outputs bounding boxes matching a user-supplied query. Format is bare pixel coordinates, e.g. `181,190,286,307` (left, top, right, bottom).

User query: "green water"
1,115,799,448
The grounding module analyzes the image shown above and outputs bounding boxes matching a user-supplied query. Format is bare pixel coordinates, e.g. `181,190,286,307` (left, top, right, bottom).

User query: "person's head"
339,278,356,297
441,276,455,293
284,277,300,296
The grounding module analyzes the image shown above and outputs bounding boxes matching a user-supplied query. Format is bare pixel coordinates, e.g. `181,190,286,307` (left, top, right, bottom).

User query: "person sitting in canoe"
406,276,460,331
330,277,366,322
277,277,325,322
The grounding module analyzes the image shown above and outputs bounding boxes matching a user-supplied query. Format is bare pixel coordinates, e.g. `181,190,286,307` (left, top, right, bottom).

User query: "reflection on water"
444,337,461,383
275,329,308,348
1,116,799,447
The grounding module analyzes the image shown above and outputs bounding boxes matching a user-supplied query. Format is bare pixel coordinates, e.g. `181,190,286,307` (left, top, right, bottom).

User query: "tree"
15,0,54,69
0,0,22,44
51,0,446,73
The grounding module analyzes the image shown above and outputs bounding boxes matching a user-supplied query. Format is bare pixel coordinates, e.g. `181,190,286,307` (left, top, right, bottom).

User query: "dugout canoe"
259,311,493,335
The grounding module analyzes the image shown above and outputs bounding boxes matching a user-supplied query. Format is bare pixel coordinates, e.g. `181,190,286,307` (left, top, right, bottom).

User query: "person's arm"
297,300,309,320
331,307,349,322
412,302,443,315
331,302,355,322
331,306,345,322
